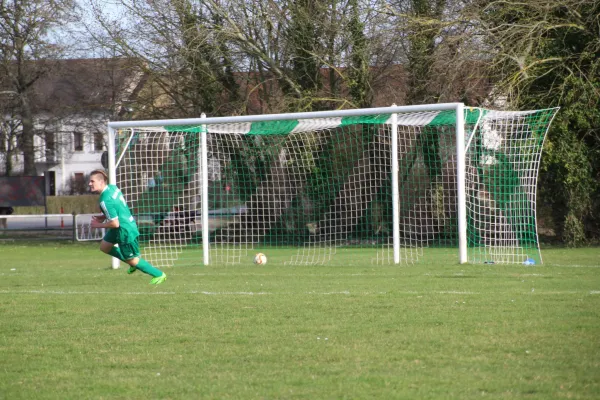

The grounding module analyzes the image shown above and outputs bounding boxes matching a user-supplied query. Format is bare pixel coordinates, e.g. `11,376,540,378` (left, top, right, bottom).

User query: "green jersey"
99,184,139,244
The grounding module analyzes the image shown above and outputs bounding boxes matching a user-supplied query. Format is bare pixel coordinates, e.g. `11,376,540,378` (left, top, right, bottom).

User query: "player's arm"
103,218,120,228
91,217,120,229
92,199,120,229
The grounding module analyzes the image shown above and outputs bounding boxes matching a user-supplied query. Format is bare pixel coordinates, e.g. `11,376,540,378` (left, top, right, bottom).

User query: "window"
73,132,84,151
94,132,104,152
47,171,56,196
45,133,55,160
72,172,87,195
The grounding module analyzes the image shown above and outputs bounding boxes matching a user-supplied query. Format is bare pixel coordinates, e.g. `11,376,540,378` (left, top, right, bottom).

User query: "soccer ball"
254,253,267,265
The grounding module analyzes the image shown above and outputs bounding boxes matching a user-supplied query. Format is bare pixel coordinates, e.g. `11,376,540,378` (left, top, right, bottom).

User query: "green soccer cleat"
149,273,167,285
127,266,137,274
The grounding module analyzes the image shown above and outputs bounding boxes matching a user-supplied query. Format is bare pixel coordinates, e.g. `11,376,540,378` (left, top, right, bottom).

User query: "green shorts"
103,229,119,244
103,231,141,260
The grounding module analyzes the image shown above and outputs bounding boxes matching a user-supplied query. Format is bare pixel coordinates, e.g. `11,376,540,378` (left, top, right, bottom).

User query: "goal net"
108,105,558,267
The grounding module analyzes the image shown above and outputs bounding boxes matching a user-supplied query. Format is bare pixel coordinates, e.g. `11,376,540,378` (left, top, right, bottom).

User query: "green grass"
1,243,599,399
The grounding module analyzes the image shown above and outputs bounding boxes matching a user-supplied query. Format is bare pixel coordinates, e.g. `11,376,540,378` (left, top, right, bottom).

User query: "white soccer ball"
254,253,267,265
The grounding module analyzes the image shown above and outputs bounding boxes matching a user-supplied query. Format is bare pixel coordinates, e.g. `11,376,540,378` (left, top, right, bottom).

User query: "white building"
0,58,146,195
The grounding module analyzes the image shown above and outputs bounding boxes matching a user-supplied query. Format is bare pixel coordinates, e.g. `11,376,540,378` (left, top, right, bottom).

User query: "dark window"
45,133,55,160
72,172,86,194
94,132,104,152
47,171,56,196
74,132,84,151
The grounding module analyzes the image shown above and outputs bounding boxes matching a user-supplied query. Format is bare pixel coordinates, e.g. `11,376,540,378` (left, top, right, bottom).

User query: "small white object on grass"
254,253,267,265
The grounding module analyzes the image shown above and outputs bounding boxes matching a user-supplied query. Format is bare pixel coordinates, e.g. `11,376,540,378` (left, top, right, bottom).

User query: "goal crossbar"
107,103,463,130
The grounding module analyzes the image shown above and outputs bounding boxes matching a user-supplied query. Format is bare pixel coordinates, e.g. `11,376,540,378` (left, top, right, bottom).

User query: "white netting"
111,107,557,267
464,109,558,264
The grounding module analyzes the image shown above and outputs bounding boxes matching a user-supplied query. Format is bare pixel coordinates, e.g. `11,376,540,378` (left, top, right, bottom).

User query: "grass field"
1,242,599,399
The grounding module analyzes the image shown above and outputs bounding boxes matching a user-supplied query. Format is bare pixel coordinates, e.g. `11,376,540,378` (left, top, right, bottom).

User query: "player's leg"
120,240,166,284
100,230,126,261
124,256,167,284
99,239,127,261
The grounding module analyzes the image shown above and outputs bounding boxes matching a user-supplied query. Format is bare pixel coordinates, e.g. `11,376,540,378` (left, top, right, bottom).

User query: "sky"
54,0,129,58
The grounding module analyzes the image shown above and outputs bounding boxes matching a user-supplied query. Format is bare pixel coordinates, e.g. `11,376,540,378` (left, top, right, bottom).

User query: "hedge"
13,195,100,215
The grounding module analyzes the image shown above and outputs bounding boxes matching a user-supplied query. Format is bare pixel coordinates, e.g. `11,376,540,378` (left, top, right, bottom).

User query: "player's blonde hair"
90,169,109,183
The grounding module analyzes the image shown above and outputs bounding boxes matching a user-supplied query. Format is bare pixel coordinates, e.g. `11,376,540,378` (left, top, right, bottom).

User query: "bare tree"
80,0,408,117
0,0,76,176
0,94,20,175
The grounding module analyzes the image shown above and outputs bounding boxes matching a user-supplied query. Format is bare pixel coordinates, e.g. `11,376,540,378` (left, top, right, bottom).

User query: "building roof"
2,57,146,114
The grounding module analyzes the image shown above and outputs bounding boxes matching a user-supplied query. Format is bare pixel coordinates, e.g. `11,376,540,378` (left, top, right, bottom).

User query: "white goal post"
106,103,558,268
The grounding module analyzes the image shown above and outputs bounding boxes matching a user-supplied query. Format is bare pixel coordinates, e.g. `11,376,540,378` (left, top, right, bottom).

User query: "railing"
75,214,106,241
0,209,239,242
0,214,78,241
0,214,103,241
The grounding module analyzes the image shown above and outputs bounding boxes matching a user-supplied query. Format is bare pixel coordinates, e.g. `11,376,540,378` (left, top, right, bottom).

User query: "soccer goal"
106,104,558,268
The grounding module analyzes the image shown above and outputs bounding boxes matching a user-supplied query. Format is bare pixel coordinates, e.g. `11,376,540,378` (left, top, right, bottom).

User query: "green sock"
134,258,163,278
109,246,126,262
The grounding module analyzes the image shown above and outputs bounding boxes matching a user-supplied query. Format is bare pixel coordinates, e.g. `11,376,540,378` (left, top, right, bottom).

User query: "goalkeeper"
88,169,167,285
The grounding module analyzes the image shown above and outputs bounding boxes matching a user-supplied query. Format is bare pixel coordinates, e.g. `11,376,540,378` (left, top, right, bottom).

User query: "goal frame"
107,103,469,267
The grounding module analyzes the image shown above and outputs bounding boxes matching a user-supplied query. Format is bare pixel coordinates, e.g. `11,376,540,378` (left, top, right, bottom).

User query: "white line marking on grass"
0,290,177,295
189,273,400,277
193,291,270,295
0,289,466,296
436,291,478,294
528,291,580,295
1,289,593,296
0,289,401,296
307,291,351,295
0,289,269,296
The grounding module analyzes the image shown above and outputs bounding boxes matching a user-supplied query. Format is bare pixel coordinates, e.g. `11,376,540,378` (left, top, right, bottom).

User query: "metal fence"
0,214,104,241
